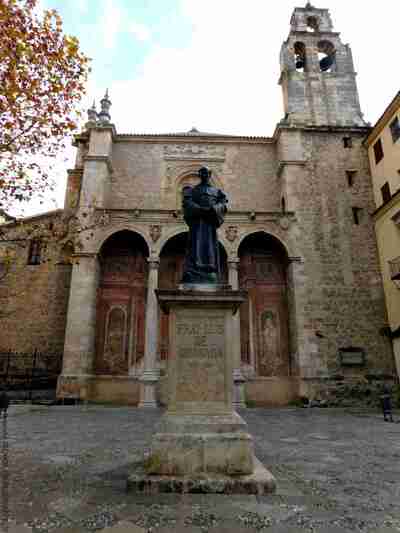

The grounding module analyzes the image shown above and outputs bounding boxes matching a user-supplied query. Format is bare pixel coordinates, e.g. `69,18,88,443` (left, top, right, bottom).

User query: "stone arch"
97,225,151,257
174,165,223,189
95,229,149,376
159,228,228,258
237,231,291,378
318,40,336,72
174,166,224,211
234,229,292,259
294,41,307,72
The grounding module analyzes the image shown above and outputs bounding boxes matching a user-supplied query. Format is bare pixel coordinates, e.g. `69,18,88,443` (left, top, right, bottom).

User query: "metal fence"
0,350,62,402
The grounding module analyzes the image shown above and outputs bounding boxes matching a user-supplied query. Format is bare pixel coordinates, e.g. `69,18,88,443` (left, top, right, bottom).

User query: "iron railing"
0,349,62,402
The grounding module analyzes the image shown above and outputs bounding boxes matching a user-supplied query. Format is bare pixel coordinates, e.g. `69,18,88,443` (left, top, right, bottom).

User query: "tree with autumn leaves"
0,0,90,209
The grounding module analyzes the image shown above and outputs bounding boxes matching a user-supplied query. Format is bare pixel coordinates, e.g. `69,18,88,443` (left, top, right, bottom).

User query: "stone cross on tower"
279,4,366,127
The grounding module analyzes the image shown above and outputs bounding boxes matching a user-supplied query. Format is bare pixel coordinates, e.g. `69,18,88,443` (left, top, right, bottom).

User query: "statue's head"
199,166,211,183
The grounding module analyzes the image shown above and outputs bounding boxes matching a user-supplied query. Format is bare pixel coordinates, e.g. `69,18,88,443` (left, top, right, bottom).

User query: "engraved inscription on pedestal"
175,310,225,403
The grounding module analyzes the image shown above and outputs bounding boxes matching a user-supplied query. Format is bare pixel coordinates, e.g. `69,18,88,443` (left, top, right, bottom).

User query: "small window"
381,182,391,204
390,116,400,143
343,136,352,149
352,207,363,225
28,239,42,265
346,170,357,187
281,197,286,212
373,138,384,164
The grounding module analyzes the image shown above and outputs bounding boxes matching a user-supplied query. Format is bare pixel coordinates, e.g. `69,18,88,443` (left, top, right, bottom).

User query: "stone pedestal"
127,289,276,494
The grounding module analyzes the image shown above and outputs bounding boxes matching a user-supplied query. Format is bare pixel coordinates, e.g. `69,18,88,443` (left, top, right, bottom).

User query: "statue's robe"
181,183,227,283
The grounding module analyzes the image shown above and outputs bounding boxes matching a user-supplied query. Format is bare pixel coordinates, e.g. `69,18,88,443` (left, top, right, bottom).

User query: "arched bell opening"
306,15,319,32
318,40,336,72
158,232,228,361
238,232,291,378
95,230,149,376
294,41,307,72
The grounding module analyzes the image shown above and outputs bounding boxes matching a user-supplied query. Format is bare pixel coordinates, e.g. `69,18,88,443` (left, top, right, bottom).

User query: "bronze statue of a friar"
181,167,228,285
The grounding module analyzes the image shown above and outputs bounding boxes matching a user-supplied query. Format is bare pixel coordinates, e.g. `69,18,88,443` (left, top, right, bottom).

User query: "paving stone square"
2,407,400,533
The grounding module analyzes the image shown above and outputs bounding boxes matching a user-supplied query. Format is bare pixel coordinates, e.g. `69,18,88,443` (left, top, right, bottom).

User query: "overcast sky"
18,0,400,215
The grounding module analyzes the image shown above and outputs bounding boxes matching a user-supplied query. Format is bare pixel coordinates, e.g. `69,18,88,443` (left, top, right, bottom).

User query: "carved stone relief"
103,306,128,374
165,161,225,189
163,144,226,160
150,225,162,243
279,216,291,230
258,309,281,377
225,225,238,242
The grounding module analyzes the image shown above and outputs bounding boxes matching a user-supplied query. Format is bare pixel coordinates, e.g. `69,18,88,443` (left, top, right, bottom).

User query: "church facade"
0,4,395,406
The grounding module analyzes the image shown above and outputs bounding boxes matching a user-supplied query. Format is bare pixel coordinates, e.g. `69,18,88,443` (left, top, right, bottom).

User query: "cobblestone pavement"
2,406,400,533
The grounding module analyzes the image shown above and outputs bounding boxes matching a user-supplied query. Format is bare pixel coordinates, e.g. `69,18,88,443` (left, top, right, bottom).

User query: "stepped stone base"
148,412,254,476
127,457,276,495
127,289,277,495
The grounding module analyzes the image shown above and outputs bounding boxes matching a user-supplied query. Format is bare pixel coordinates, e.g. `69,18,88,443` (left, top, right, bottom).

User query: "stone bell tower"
279,3,366,127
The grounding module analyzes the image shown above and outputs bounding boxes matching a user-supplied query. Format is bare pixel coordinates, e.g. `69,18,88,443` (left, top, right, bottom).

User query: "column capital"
147,257,160,270
228,258,240,270
140,369,160,383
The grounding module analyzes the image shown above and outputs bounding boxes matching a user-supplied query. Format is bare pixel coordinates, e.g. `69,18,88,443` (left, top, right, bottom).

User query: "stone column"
287,258,310,396
139,258,160,407
61,253,99,376
228,259,246,408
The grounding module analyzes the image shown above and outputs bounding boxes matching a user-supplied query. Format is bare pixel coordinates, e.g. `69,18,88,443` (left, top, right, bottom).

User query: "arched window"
294,42,306,72
318,40,336,72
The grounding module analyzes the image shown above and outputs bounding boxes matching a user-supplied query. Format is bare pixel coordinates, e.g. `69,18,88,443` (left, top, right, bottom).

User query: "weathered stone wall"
0,214,71,367
279,127,394,380
109,140,279,212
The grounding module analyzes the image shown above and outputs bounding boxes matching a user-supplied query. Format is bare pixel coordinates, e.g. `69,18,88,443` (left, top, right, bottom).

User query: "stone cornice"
288,30,340,37
72,252,97,258
97,208,296,226
114,134,274,144
74,124,117,145
164,155,226,162
67,168,84,177
275,123,370,138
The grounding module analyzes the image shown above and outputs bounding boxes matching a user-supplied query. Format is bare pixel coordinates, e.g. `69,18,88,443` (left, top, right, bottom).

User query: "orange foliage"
0,0,90,207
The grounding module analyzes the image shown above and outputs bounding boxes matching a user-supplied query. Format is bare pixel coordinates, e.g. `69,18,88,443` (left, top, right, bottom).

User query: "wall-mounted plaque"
339,347,366,367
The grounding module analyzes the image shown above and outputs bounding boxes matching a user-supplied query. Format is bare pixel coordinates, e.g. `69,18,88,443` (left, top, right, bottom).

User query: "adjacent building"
0,4,395,406
365,91,400,377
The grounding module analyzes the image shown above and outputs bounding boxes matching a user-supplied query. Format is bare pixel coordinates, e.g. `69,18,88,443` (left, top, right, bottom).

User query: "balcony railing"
389,256,400,280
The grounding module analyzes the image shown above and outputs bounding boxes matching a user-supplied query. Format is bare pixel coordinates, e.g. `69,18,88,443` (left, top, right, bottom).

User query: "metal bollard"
380,384,394,422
